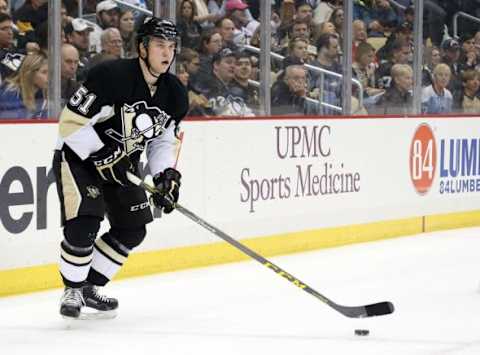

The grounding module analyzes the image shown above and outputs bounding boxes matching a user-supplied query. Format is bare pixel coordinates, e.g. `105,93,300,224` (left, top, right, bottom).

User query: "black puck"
354,329,369,336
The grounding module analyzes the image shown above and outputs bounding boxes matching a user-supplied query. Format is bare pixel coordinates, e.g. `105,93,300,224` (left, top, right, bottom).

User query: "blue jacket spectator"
0,52,48,119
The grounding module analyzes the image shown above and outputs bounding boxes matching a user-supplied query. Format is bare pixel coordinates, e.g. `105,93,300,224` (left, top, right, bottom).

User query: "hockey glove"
151,168,181,213
89,145,133,186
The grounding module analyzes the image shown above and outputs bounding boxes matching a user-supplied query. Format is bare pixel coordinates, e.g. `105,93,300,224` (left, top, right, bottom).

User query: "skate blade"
62,309,117,321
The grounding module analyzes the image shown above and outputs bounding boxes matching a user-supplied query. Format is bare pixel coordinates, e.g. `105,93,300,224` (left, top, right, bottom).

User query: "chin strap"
141,50,161,79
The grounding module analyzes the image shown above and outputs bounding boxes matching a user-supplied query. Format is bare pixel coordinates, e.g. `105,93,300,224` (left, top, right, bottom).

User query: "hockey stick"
127,172,394,318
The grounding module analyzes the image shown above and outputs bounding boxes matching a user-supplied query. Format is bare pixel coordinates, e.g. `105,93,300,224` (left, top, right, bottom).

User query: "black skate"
81,284,118,319
60,287,84,319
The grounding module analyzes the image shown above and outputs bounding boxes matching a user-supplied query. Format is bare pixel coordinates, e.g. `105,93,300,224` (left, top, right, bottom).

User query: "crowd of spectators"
1,0,480,119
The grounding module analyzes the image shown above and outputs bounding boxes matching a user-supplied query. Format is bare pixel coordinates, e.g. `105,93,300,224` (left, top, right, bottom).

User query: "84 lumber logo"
409,124,436,195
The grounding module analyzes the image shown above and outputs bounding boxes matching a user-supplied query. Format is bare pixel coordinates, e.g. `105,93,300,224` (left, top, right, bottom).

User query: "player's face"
147,38,176,74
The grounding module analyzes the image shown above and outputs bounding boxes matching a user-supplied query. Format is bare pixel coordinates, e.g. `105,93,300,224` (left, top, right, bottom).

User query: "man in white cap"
65,18,94,82
90,0,119,53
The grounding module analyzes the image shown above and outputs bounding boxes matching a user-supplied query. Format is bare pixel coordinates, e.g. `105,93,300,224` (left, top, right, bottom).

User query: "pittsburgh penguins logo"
1,52,25,72
105,101,171,155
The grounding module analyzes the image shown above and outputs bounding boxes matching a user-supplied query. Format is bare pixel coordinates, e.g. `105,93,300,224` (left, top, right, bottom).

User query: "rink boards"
1,116,480,296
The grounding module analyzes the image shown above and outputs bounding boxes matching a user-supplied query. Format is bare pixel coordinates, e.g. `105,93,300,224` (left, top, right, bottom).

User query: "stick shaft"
126,172,394,318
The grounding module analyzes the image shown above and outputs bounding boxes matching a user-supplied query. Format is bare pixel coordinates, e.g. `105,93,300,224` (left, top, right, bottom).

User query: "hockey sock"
88,232,131,286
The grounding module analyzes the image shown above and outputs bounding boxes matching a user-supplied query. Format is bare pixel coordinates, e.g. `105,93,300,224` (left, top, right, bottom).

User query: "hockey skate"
60,287,84,319
80,283,118,320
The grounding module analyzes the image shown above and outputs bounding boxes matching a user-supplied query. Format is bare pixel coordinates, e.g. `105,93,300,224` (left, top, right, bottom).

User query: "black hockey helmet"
137,17,178,49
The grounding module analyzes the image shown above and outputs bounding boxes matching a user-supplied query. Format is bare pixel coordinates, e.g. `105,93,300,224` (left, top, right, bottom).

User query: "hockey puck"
354,329,369,336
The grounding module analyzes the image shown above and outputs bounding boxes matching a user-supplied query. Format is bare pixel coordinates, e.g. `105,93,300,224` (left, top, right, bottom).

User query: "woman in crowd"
118,8,137,58
453,69,480,113
176,61,211,116
177,0,203,50
0,52,48,119
190,28,223,91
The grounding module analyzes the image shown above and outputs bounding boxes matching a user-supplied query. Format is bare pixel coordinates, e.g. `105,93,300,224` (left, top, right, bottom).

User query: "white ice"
1,227,480,355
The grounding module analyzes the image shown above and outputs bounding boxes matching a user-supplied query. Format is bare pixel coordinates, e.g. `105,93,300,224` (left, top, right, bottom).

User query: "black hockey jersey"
57,58,188,176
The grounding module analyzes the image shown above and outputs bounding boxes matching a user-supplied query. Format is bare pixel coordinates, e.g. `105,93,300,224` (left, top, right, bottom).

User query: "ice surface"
1,227,480,355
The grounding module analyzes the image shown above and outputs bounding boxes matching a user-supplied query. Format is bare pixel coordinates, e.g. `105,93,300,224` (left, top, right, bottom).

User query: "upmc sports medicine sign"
410,121,480,196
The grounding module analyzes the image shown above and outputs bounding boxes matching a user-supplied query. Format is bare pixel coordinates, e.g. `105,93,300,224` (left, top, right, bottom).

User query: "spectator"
191,28,223,89
118,9,136,58
277,18,311,55
88,27,123,69
474,30,480,58
192,0,222,28
440,38,462,92
311,32,342,114
422,63,453,114
271,64,320,115
60,43,79,105
200,47,253,116
403,5,414,27
230,50,259,114
353,41,384,99
179,47,201,81
12,0,47,33
0,13,25,83
328,7,344,42
0,0,8,14
422,45,441,86
60,2,73,28
313,0,342,25
453,69,480,113
65,18,94,82
285,36,309,66
374,63,413,115
0,51,48,119
225,0,259,46
89,0,119,53
32,20,49,52
295,1,314,23
177,0,203,50
315,20,336,38
423,0,446,47
215,17,237,51
375,39,411,89
459,33,478,73
367,0,399,37
0,12,13,49
376,21,413,62
352,19,367,59
176,61,211,116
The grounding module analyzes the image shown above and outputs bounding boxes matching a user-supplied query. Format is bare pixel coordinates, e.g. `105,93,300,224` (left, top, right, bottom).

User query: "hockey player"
52,17,188,319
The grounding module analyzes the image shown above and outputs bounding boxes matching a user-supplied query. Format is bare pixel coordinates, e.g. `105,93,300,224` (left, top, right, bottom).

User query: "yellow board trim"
1,210,479,297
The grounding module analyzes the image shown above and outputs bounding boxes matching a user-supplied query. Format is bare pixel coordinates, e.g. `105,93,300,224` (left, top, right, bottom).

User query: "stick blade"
335,301,394,318
365,301,395,317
